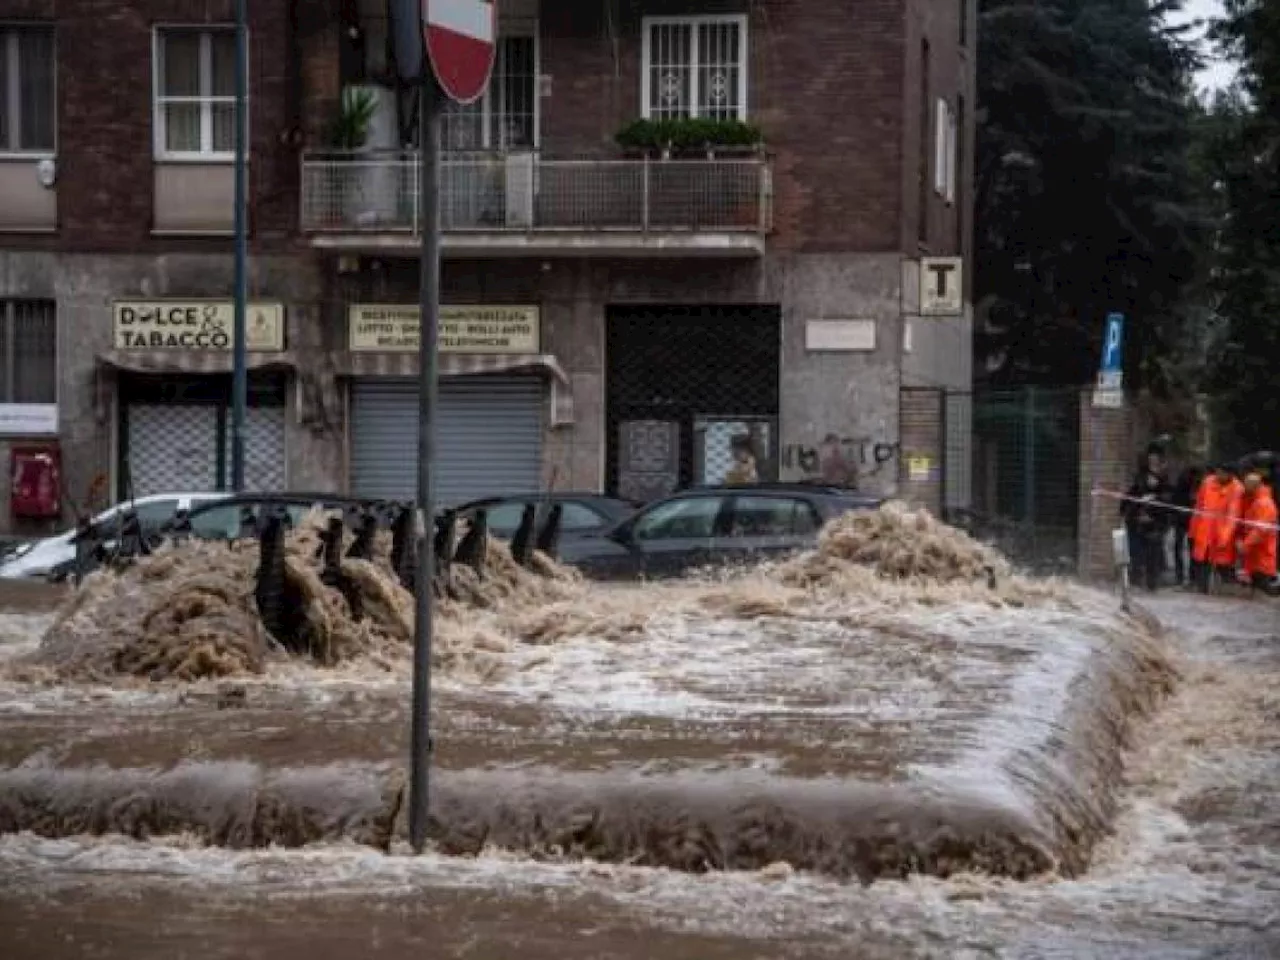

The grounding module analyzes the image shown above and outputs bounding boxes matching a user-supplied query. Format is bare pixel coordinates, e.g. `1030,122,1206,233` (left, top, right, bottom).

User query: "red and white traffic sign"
423,0,497,104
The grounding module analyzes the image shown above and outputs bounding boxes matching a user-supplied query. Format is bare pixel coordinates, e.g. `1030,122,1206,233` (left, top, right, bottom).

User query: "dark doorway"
606,305,781,498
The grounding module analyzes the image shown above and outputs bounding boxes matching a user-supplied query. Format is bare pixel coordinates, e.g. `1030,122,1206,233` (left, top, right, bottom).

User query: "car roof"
680,483,868,497
455,492,634,506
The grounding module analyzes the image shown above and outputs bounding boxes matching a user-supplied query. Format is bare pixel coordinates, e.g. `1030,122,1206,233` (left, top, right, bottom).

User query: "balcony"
299,151,772,258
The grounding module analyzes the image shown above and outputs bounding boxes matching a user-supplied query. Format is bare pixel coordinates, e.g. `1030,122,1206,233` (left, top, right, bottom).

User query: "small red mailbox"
11,444,61,520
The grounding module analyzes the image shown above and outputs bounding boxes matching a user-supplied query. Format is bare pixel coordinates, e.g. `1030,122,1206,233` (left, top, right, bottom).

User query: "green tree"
975,0,1207,391
1206,0,1280,452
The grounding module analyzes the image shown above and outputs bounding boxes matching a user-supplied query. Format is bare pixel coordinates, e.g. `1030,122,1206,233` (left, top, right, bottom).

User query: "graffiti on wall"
780,433,901,487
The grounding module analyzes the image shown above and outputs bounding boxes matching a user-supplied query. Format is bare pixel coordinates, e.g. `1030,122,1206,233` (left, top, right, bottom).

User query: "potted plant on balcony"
615,118,765,229
326,86,379,226
614,118,763,160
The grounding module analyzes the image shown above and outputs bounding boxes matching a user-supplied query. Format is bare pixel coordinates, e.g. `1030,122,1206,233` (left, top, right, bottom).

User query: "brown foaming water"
0,506,1177,889
0,762,1054,881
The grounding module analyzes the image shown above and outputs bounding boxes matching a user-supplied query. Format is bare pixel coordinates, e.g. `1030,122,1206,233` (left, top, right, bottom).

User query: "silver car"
0,493,229,581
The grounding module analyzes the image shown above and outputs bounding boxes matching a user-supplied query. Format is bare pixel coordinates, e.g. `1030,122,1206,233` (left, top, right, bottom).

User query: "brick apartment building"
0,0,974,532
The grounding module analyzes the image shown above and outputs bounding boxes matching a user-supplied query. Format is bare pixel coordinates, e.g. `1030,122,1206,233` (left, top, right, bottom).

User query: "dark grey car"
558,485,882,581
448,493,639,541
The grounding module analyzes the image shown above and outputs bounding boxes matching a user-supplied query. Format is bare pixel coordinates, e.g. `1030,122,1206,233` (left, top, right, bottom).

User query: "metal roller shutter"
350,376,544,505
221,406,288,492
126,404,219,496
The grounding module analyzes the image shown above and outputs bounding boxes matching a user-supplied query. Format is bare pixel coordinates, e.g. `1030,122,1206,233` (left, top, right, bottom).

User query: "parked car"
446,493,639,542
174,492,378,540
557,484,882,581
0,492,230,581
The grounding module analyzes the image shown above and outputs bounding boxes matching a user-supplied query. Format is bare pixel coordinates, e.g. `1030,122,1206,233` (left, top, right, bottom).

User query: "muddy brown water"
2,584,1278,957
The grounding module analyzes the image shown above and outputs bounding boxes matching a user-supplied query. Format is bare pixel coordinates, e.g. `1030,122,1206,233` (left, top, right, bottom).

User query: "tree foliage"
1205,0,1280,451
974,0,1206,390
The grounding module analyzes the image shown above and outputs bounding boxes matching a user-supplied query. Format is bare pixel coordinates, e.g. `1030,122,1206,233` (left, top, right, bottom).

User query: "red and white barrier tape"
1091,487,1280,533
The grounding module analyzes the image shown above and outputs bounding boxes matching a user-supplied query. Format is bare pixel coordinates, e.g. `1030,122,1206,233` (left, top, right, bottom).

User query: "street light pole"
408,78,442,855
230,0,248,492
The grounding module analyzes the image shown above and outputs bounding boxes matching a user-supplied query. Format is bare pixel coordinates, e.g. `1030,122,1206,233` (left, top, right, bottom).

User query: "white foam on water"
1,583,1275,954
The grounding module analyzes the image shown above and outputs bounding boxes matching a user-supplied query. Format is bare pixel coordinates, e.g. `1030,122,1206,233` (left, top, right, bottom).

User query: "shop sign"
349,304,539,354
113,301,285,351
919,257,963,316
0,403,58,436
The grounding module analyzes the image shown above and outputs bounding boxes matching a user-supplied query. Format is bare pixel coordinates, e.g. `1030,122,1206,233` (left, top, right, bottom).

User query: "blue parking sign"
1100,312,1125,374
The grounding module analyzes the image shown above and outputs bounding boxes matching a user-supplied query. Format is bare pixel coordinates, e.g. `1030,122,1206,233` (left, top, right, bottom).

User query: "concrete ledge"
310,231,767,258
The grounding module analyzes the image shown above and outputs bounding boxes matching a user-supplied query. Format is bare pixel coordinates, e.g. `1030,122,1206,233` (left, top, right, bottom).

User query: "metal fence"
299,150,773,234
951,387,1082,575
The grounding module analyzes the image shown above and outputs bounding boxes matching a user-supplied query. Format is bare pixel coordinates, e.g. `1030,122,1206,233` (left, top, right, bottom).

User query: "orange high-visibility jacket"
1192,477,1229,563
1212,477,1246,566
1189,477,1209,550
1241,486,1278,578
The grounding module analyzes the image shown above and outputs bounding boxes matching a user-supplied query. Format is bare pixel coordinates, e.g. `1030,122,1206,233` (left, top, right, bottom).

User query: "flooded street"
0,521,1278,957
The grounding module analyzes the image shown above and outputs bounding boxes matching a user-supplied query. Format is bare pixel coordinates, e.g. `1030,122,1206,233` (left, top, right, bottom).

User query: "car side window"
484,502,526,536
729,496,820,537
561,502,605,531
188,504,244,540
632,497,724,541
136,500,185,534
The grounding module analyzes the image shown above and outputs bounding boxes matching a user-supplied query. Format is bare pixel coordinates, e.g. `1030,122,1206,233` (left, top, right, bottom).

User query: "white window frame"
945,105,958,204
0,23,56,157
488,32,541,150
641,14,749,121
0,298,58,407
934,97,950,196
152,25,244,162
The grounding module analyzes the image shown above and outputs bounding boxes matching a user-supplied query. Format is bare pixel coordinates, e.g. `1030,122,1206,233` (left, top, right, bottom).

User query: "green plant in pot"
615,117,763,159
327,86,379,224
330,86,378,150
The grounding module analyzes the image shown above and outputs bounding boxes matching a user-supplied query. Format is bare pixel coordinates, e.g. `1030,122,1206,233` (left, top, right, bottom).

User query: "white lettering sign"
349,304,540,354
0,404,58,436
113,301,285,351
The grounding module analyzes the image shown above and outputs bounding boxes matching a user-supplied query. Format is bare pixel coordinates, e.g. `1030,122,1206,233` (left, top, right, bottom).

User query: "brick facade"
535,0,970,256
0,0,308,254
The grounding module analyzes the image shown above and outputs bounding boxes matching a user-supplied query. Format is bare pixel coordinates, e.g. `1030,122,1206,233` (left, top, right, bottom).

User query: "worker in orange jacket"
1212,465,1246,576
1238,469,1278,592
1190,464,1233,591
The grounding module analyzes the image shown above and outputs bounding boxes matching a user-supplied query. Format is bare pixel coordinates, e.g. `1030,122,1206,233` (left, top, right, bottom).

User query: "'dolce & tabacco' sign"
113,301,286,352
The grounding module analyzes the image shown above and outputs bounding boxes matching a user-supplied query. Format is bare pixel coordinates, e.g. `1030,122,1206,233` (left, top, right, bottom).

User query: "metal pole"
409,78,442,855
230,0,248,492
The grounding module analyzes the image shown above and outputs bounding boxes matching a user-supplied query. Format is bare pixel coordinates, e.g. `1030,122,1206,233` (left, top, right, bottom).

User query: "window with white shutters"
643,16,748,121
0,25,55,153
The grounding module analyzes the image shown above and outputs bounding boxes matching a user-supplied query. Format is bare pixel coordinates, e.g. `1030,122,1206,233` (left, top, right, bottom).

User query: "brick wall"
538,0,971,257
899,387,944,513
0,0,310,254
1077,392,1150,581
902,0,975,265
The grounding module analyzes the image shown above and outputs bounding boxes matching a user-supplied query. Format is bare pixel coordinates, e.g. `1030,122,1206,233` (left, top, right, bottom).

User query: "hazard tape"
1091,488,1280,533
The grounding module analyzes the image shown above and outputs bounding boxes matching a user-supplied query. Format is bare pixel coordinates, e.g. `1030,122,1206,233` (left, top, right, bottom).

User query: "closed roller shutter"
126,404,219,496
221,406,288,492
350,376,544,505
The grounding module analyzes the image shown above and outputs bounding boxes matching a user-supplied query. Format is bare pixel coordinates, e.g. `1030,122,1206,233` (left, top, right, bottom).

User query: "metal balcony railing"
299,150,773,235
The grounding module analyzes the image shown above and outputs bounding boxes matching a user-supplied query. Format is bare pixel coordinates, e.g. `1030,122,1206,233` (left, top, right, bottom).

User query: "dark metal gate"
606,305,781,499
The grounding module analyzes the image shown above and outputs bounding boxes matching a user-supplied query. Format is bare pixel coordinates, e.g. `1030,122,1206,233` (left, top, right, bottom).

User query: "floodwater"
0,573,1278,957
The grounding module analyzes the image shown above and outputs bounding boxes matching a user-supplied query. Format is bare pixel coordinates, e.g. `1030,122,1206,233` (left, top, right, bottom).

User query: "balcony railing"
300,151,772,236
